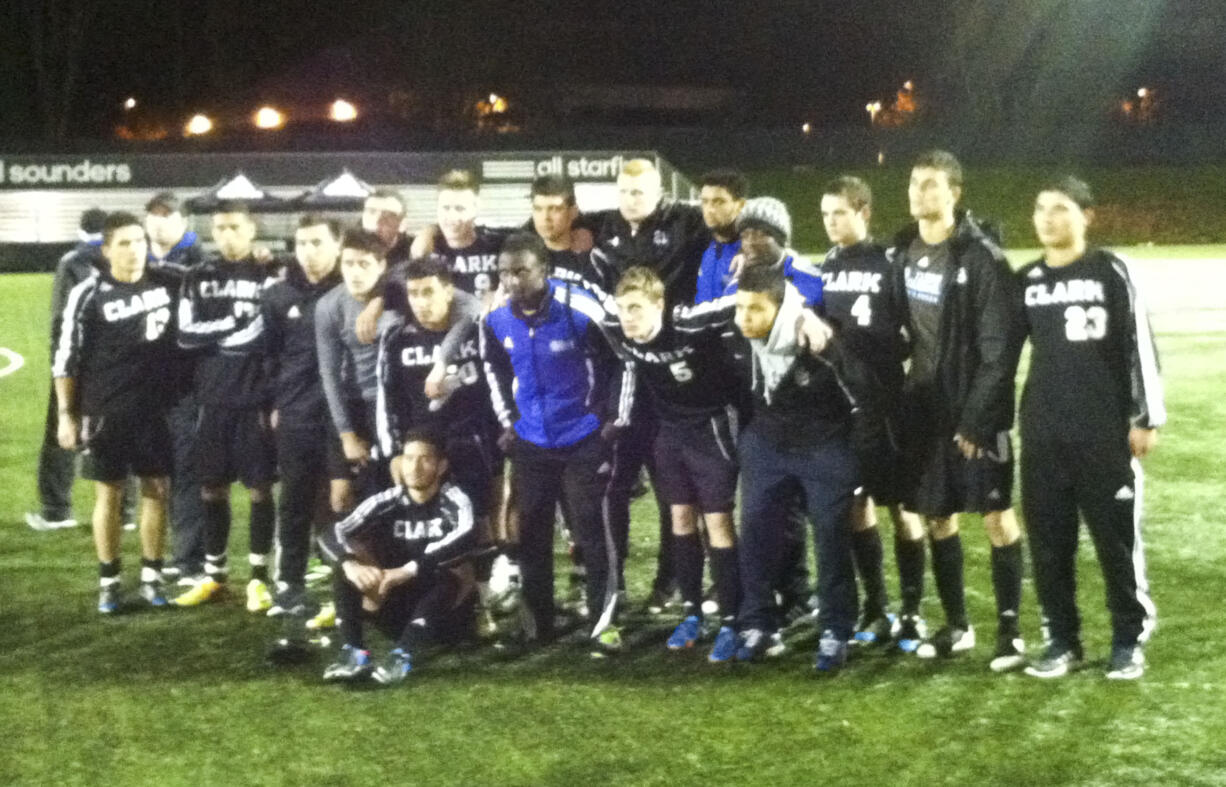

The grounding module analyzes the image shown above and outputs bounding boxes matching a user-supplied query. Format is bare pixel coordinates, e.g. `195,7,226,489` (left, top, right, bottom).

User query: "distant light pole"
184,114,213,136
254,106,286,130
330,99,358,122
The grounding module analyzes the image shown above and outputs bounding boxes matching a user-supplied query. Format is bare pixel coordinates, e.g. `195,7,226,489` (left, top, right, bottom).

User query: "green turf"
2,273,1224,786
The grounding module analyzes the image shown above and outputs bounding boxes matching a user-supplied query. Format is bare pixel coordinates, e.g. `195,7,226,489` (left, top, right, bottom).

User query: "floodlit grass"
2,273,1224,785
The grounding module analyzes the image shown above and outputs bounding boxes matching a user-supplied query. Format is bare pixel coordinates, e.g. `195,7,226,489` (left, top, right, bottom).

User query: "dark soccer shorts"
194,405,277,488
443,431,503,518
650,412,739,513
900,392,1013,517
80,409,172,482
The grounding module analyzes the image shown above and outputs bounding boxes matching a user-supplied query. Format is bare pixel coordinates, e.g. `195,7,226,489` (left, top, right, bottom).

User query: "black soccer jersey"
1017,248,1165,439
262,263,343,425
53,268,180,416
436,227,508,299
820,241,907,393
585,202,709,306
318,483,476,574
902,236,954,387
178,255,282,408
615,318,744,425
376,318,492,454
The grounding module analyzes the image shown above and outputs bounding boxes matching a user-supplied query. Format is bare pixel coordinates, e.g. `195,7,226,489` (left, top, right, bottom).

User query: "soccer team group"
36,150,1165,685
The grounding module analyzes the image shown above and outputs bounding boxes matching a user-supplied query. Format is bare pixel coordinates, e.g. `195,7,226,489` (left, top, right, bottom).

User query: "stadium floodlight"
903,80,914,91
330,99,358,122
801,122,812,134
185,113,214,136
123,97,137,110
254,106,286,130
1137,87,1149,98
866,101,883,124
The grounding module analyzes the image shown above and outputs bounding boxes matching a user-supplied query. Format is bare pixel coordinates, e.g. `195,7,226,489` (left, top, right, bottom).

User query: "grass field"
2,267,1225,786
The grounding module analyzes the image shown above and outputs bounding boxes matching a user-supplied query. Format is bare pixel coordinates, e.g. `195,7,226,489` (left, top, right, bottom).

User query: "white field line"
0,347,24,378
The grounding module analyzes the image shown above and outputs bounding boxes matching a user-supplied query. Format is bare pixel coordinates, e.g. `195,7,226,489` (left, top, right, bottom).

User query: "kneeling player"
1018,177,1162,680
318,432,477,684
610,267,745,662
53,212,178,612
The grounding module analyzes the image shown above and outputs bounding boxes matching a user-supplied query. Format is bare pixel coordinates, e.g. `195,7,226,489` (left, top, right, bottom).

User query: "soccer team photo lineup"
23,151,1166,687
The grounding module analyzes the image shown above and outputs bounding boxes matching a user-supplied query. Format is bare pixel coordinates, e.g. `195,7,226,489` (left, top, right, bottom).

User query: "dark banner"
0,150,656,190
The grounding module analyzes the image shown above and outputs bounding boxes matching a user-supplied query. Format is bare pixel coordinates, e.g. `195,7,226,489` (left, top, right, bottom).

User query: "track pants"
1021,434,1156,649
737,423,859,640
512,431,618,640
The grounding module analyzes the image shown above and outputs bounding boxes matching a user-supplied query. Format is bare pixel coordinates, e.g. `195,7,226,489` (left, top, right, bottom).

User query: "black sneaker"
268,585,308,618
988,631,1026,673
1105,644,1145,680
916,625,976,659
735,628,785,662
1024,642,1084,678
894,614,927,654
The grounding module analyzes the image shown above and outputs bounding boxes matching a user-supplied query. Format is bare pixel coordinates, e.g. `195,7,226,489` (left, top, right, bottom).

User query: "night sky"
2,0,1223,141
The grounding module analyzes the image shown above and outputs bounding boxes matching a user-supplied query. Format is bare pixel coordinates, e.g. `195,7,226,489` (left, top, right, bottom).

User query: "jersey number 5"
669,360,693,382
1064,305,1107,341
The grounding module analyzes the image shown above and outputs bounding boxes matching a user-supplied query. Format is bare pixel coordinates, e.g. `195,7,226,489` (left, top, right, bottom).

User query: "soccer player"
817,176,910,646
584,158,709,611
479,233,633,653
892,151,1026,669
727,265,870,673
27,208,107,532
53,211,179,612
1017,177,1163,680
413,169,508,304
318,431,477,684
375,255,494,528
529,173,599,283
693,169,748,304
261,215,346,615
143,192,207,584
610,267,745,662
362,188,413,268
144,191,204,269
174,201,281,611
585,158,709,304
316,228,401,510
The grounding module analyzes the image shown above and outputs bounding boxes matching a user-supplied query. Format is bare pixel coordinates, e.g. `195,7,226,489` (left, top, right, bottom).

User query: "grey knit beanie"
736,196,791,246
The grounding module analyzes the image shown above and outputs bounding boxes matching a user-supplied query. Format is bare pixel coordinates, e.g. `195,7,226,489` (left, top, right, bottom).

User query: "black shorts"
80,409,172,482
900,392,1013,516
851,407,905,506
650,411,739,513
194,405,277,488
443,431,503,518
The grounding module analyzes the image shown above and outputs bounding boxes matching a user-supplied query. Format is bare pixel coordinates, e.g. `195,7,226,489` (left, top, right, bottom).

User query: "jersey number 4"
1064,305,1107,341
850,294,872,326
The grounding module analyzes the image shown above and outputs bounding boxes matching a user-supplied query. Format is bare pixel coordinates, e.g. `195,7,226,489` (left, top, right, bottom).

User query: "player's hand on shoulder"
795,310,833,355
1129,427,1158,459
355,297,384,344
410,226,439,258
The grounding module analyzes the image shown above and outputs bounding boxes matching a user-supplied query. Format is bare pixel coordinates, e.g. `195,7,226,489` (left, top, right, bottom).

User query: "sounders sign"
0,158,133,187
